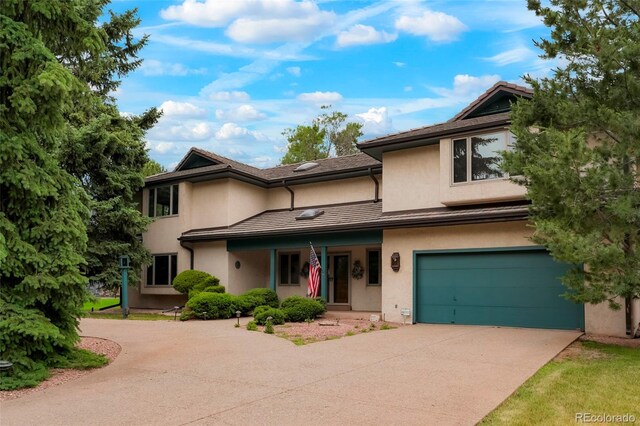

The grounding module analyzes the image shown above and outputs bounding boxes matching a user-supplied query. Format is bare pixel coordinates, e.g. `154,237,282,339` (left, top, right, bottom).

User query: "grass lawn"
85,312,174,321
82,297,119,311
482,341,640,425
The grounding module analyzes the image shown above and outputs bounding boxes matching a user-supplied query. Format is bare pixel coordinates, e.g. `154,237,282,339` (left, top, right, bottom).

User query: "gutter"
369,167,380,203
283,180,294,210
179,240,194,270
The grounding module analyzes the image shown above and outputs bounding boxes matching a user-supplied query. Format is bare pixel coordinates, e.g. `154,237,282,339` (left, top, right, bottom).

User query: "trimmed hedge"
172,270,215,295
240,288,279,310
203,285,225,294
186,293,237,320
253,306,285,325
280,296,326,322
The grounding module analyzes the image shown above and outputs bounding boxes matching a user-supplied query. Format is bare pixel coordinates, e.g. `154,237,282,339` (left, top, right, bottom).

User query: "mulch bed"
253,319,399,344
0,337,121,402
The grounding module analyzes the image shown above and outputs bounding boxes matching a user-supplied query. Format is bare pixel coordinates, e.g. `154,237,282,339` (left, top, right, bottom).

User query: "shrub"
246,321,258,331
280,296,325,322
172,270,213,294
264,321,274,334
253,307,285,325
203,285,225,294
235,295,261,315
186,293,238,320
241,288,279,309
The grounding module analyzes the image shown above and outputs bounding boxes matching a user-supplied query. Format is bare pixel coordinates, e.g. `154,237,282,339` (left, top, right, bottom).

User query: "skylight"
293,162,319,172
295,209,324,220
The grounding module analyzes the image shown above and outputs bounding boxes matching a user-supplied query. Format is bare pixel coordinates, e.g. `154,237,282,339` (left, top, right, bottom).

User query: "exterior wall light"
391,252,400,272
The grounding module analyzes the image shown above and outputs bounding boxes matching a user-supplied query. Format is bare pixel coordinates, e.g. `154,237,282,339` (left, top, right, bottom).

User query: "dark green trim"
413,245,544,256
269,249,276,291
227,230,382,252
321,246,328,302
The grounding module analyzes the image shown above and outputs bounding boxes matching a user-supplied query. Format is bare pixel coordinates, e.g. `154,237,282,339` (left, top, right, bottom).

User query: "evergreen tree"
0,0,93,387
503,0,640,314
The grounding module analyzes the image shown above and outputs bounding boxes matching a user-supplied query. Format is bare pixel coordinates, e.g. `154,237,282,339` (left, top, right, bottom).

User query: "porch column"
269,248,276,291
321,246,328,302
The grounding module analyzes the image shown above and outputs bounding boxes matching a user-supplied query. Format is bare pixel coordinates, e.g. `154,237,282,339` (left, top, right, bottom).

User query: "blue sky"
109,0,557,169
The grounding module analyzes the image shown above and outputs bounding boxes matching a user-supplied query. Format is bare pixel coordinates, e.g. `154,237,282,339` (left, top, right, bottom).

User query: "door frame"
328,252,351,305
411,246,585,326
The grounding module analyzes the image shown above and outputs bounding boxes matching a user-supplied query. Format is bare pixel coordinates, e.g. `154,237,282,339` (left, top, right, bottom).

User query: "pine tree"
503,0,640,313
0,0,92,387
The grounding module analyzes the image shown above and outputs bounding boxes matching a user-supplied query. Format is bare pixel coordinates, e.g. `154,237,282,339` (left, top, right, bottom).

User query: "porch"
227,230,383,312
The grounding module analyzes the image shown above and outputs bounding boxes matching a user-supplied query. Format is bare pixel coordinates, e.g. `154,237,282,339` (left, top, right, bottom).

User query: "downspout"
179,240,194,270
369,168,380,203
283,180,294,211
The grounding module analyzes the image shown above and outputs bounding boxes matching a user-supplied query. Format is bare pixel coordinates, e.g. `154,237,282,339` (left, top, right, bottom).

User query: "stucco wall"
584,299,628,337
383,146,440,212
193,241,229,287
227,250,270,294
190,180,229,229
381,221,536,323
266,176,381,210
227,180,268,225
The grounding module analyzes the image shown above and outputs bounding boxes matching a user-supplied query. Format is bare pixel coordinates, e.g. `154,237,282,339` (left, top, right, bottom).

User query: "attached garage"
414,248,584,330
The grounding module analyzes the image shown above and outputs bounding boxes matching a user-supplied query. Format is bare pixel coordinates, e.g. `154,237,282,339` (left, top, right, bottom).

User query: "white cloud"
215,122,265,141
483,46,536,66
140,59,206,76
162,0,335,44
286,66,301,77
208,91,251,102
356,107,393,136
432,74,501,98
154,142,176,154
215,104,266,122
149,121,214,141
297,91,343,103
336,24,397,48
393,61,406,67
159,101,207,117
395,10,467,42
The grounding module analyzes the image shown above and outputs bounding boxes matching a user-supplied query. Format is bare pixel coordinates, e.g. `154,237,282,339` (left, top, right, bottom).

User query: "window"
452,132,507,183
148,184,179,217
367,249,381,286
279,253,300,285
146,254,177,286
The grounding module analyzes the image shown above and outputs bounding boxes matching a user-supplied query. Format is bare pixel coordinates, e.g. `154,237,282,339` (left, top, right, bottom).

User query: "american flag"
308,244,321,298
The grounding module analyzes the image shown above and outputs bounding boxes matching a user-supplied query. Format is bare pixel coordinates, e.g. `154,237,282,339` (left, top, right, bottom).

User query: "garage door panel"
415,250,584,330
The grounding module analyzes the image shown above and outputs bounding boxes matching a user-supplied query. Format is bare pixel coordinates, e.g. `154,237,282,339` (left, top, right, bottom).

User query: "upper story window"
452,132,508,184
148,184,179,217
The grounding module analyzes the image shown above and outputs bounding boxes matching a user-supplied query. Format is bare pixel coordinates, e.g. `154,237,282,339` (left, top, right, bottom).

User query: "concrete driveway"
1,319,580,426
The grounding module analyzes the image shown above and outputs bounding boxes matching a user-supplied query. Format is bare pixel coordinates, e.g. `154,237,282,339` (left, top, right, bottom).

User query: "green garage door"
415,249,584,330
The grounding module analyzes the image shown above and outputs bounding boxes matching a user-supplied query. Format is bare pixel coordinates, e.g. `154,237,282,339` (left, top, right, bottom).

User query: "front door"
330,254,349,304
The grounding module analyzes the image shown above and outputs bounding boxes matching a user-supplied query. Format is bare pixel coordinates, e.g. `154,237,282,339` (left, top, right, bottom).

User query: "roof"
179,201,529,241
146,149,380,187
448,81,532,122
357,81,532,160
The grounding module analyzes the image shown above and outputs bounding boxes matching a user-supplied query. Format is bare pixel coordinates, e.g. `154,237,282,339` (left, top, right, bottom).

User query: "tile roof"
358,112,511,148
145,150,380,186
179,201,529,241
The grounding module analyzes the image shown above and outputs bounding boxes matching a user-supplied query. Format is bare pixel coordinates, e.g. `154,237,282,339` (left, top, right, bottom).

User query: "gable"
449,82,533,122
174,151,219,171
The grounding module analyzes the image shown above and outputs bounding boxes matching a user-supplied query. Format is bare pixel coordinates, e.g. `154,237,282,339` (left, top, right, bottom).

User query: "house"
132,81,638,337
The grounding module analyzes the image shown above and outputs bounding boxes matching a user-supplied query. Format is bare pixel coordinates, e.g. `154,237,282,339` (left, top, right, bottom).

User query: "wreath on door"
300,261,310,278
351,260,364,280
